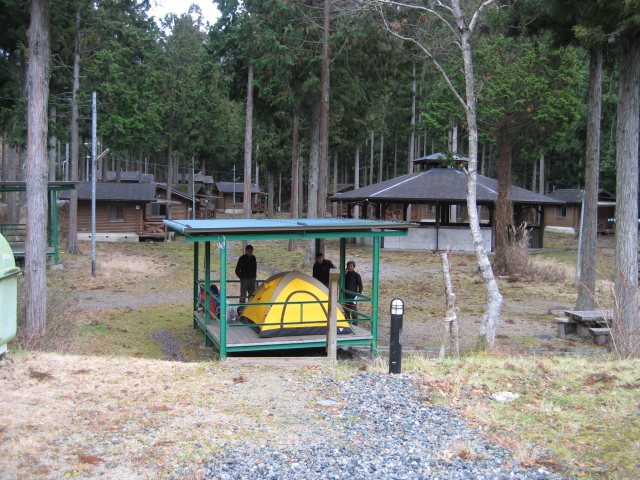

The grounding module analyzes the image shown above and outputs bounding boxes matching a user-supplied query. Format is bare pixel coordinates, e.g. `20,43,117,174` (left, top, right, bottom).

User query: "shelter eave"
164,218,417,239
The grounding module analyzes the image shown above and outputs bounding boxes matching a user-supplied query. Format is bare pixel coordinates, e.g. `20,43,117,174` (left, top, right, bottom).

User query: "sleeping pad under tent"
163,218,416,358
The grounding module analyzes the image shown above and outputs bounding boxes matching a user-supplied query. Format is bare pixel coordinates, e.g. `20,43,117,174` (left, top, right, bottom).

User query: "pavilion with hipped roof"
330,154,563,252
163,217,416,358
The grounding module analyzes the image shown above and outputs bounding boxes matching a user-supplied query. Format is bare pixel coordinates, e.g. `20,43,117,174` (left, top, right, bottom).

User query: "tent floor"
194,311,373,351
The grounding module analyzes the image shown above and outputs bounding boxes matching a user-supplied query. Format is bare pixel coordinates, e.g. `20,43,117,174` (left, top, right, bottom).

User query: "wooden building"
543,189,616,235
59,182,194,242
214,182,266,214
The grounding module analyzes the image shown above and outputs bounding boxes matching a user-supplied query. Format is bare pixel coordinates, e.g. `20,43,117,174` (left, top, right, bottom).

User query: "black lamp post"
389,298,404,374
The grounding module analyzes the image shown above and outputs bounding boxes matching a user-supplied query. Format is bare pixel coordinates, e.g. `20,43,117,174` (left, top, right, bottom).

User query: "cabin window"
108,205,125,222
555,206,567,218
151,203,167,218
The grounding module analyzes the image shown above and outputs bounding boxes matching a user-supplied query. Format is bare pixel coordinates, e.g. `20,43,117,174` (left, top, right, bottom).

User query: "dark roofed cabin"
59,182,196,242
214,182,267,214
543,189,616,235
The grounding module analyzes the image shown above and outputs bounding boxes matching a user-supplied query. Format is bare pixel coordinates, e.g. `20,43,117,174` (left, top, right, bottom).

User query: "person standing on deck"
235,245,257,304
312,252,336,287
344,260,363,325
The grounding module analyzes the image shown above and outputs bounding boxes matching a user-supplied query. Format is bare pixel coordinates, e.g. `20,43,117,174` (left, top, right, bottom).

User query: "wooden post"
439,252,459,358
327,268,339,362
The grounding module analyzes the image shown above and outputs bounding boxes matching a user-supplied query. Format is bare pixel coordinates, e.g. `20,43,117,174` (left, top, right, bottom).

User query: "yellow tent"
240,271,353,338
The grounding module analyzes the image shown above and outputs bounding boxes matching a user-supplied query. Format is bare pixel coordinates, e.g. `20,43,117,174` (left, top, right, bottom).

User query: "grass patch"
73,303,217,361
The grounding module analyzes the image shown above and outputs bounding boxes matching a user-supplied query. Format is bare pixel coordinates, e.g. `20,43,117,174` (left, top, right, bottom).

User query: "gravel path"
199,372,563,480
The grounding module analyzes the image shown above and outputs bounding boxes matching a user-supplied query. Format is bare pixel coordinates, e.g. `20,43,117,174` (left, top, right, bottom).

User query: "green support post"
219,237,228,359
51,190,59,264
193,242,199,313
339,237,346,302
204,242,211,326
371,236,380,357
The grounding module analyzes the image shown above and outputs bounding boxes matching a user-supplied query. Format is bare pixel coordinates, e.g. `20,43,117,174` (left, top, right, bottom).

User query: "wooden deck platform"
194,311,373,353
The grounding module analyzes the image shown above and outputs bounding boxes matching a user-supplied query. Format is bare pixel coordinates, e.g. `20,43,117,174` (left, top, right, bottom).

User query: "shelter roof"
95,171,154,183
0,181,77,192
546,188,616,205
164,218,416,240
193,172,214,184
215,182,264,194
327,183,354,195
156,183,196,203
59,182,157,201
330,168,562,205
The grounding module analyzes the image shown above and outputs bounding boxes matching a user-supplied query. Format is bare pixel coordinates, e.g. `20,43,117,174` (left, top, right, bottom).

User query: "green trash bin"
0,233,20,358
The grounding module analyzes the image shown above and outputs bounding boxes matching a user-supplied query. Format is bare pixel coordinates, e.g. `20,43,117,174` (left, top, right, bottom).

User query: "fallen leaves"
71,369,92,374
77,453,102,465
585,373,617,385
28,369,53,381
232,374,249,384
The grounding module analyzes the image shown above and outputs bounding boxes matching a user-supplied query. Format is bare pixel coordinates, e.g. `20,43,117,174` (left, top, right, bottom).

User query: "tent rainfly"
240,271,352,338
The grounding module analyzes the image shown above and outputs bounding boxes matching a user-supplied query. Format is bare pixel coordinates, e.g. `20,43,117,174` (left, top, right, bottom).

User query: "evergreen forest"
2,0,634,205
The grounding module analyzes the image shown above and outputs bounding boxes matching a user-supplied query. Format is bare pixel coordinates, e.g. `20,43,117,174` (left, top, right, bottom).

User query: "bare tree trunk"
243,65,254,220
298,147,304,216
576,46,603,311
6,142,18,223
305,100,321,267
353,145,360,219
288,113,299,251
267,172,274,217
494,122,514,274
369,131,374,184
378,132,384,182
25,0,51,341
66,7,82,255
439,252,459,358
393,128,398,178
451,0,503,350
48,104,56,180
317,0,330,223
166,139,173,227
409,65,416,173
613,33,640,358
538,153,545,195
332,150,338,217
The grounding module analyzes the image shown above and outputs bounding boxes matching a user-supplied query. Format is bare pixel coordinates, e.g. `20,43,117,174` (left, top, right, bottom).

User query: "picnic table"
557,310,613,345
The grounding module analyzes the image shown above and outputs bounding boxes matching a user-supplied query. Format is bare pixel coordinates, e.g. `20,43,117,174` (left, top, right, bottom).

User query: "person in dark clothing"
235,244,257,303
312,252,335,287
344,260,363,324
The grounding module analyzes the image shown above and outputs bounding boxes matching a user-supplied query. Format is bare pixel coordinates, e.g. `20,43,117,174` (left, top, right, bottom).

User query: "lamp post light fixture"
389,298,404,374
391,298,404,316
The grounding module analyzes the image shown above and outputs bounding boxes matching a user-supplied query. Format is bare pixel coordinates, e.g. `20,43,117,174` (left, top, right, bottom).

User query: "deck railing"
195,279,372,329
0,223,55,245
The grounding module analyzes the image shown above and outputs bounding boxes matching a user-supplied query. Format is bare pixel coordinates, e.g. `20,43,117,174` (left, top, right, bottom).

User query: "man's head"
347,260,356,271
315,253,324,263
245,245,254,256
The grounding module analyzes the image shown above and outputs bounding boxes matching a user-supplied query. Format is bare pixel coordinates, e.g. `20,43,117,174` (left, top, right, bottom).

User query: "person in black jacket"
235,244,257,303
312,252,335,287
344,260,363,324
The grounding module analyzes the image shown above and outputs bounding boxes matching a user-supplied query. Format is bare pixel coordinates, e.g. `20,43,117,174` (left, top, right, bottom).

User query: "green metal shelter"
0,181,77,264
163,218,416,358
